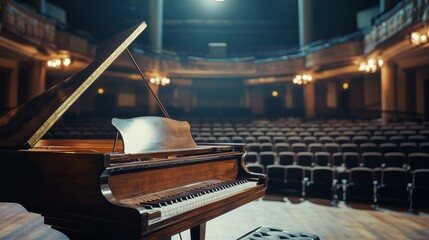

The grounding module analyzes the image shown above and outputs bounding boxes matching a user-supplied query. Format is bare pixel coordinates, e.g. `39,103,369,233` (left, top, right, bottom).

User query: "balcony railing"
0,0,55,46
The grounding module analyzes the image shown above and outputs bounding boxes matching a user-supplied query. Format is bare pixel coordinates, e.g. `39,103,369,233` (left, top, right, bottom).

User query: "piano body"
0,22,267,240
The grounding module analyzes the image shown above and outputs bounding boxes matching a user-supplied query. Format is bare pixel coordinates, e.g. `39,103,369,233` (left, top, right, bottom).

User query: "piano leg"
190,222,206,240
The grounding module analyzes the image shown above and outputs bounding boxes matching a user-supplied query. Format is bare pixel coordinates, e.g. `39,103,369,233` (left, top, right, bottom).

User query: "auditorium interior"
1,0,429,239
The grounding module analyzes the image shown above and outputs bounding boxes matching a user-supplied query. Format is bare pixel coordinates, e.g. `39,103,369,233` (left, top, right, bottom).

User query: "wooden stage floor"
1,196,429,240
174,195,429,240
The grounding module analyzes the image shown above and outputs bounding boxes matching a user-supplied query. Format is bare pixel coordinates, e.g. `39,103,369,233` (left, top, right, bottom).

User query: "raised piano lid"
0,22,147,149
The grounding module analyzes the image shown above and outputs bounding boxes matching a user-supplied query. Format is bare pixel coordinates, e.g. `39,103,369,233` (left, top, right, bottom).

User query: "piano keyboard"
123,179,257,222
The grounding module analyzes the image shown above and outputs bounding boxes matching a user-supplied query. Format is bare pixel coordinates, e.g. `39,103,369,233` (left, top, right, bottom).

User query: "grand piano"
0,22,267,240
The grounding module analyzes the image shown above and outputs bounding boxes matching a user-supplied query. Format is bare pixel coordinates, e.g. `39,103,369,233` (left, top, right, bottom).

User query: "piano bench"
237,226,320,240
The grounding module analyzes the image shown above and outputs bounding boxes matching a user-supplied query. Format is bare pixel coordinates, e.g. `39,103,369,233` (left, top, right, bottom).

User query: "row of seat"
247,165,429,209
245,151,429,171
245,142,429,154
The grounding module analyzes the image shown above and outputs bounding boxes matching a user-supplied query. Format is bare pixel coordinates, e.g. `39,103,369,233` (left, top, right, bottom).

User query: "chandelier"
358,58,383,73
47,57,71,68
293,74,313,85
410,30,429,46
149,75,170,86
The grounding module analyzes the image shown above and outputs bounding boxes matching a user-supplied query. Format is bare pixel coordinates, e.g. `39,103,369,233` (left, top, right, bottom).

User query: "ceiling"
44,0,381,57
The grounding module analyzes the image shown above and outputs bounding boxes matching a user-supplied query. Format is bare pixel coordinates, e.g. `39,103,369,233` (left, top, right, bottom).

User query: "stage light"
272,91,279,97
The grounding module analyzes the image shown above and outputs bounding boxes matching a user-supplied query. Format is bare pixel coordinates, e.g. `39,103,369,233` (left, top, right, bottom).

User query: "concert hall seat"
296,152,313,167
408,135,426,144
244,152,259,164
314,152,330,166
420,142,429,153
331,152,343,167
361,152,382,169
409,169,429,209
287,136,302,144
340,143,358,152
246,143,261,153
335,136,350,144
260,151,276,170
383,152,406,168
245,136,256,143
257,136,271,143
231,136,245,143
308,143,323,153
343,152,360,169
408,153,429,171
379,143,398,154
304,166,337,200
303,136,317,145
345,167,375,203
284,165,305,196
266,165,287,193
399,130,417,138
217,136,231,143
278,152,295,166
376,168,408,206
291,143,307,153
274,143,290,154
369,136,387,145
359,143,378,153
389,135,406,144
319,136,334,144
352,136,368,145
260,143,273,152
324,143,339,155
399,142,418,156
272,136,287,144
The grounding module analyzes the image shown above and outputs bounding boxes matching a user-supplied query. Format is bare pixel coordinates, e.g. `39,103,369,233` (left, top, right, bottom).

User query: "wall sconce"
47,57,71,68
358,57,383,73
149,75,170,86
293,74,313,85
410,30,429,46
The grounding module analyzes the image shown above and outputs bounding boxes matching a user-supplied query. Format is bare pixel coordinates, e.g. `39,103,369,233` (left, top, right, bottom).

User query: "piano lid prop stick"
112,131,119,153
126,48,170,119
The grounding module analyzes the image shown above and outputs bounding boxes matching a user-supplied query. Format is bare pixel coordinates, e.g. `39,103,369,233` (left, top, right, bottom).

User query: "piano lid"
0,22,147,149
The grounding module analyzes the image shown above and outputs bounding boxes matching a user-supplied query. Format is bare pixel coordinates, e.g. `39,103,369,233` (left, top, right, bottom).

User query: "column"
149,0,164,53
326,82,337,108
380,61,397,123
28,61,46,100
285,85,293,109
147,84,159,116
304,83,315,119
396,67,407,113
298,0,313,47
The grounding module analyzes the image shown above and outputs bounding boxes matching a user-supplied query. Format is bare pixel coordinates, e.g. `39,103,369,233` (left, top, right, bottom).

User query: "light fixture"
410,30,429,46
358,57,383,73
342,82,349,90
272,91,279,97
149,75,170,86
293,74,313,85
97,88,104,94
47,56,72,68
